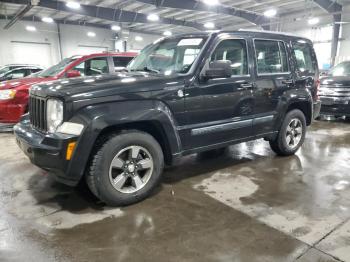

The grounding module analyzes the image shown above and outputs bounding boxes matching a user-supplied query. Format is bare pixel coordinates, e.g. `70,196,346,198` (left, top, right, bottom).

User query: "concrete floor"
0,120,349,262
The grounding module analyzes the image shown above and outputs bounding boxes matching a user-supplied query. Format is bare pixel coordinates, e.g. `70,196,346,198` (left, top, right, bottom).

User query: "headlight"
0,89,16,100
47,99,63,133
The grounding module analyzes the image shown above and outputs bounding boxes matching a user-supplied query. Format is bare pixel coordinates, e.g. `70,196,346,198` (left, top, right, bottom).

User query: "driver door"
183,36,255,149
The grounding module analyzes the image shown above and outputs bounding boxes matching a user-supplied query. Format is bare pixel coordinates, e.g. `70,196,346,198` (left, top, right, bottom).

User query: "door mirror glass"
205,60,232,79
66,70,81,78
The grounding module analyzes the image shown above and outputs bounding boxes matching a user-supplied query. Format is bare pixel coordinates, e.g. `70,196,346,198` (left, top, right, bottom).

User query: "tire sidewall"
94,132,164,205
279,109,306,155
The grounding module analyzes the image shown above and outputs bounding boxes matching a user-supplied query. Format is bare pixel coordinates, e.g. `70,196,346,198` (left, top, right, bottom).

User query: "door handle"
239,82,254,89
282,79,294,85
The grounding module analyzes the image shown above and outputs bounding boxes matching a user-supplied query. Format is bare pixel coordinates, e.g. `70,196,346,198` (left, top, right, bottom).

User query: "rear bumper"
14,118,81,186
313,100,321,119
320,97,350,116
0,102,26,123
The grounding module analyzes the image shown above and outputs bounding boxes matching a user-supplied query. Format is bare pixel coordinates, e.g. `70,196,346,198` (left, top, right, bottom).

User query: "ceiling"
0,0,348,35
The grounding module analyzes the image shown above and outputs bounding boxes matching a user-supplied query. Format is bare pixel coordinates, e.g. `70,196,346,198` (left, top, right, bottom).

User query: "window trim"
202,36,251,79
253,38,291,76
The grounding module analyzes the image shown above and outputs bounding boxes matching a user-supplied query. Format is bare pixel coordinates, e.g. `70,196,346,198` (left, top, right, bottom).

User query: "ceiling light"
87,31,96,37
204,22,215,29
202,0,219,5
264,9,277,17
26,25,36,32
66,1,81,9
163,31,172,36
308,17,320,25
135,36,143,41
41,17,54,23
111,25,121,31
147,14,159,21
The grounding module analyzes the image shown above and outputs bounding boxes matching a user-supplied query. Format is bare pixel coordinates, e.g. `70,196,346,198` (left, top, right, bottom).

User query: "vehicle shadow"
26,142,276,211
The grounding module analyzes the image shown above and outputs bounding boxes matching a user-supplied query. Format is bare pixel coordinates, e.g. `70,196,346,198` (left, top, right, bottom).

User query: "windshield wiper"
130,67,160,74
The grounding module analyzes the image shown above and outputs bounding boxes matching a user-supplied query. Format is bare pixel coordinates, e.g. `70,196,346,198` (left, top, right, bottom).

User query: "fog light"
66,142,76,160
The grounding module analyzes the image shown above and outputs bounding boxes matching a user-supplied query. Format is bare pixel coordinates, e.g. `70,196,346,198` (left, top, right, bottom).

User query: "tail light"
315,79,320,100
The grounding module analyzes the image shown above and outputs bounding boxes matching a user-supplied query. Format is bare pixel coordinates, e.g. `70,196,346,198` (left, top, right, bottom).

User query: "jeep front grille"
29,95,47,131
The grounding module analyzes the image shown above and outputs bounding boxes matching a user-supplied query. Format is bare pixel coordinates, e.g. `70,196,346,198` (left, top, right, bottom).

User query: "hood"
320,76,350,87
0,76,55,90
30,72,186,100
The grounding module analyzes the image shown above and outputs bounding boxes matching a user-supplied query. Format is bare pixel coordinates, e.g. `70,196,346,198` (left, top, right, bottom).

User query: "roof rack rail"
238,29,300,38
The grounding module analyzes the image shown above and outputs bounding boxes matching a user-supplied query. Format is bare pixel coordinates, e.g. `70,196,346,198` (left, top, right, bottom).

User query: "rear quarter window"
292,41,318,75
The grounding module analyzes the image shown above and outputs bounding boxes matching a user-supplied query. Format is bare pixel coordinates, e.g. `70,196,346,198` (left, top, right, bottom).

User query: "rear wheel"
269,109,306,156
86,131,164,206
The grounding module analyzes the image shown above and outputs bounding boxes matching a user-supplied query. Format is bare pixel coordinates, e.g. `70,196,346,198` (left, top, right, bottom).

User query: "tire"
86,130,164,206
269,109,306,156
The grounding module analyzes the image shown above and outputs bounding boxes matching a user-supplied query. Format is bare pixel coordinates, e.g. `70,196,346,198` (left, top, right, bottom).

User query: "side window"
6,68,27,79
113,57,133,68
87,57,109,76
292,42,316,74
255,40,289,74
210,39,248,76
73,62,85,76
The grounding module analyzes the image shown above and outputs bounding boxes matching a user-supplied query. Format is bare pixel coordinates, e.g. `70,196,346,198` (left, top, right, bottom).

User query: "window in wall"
210,39,248,76
292,42,316,74
255,40,289,74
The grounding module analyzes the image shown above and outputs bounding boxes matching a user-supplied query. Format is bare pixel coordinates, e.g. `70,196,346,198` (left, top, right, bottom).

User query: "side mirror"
66,70,81,78
204,60,232,79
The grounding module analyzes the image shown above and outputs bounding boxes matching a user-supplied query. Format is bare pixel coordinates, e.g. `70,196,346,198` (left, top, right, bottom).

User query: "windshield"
127,36,207,74
329,61,350,77
38,57,77,77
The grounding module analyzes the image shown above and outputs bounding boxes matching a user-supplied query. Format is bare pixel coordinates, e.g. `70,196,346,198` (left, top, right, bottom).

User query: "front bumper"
0,102,26,123
320,97,350,117
14,119,80,186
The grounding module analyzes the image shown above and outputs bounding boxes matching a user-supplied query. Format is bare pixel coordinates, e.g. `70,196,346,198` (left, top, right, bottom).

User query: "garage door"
11,41,53,68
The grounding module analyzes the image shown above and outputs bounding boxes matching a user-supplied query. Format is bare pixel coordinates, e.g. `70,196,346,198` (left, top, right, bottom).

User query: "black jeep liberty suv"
14,31,321,206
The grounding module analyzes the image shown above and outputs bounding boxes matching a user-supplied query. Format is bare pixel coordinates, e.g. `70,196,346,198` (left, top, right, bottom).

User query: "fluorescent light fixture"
135,36,143,41
308,17,319,25
264,9,277,17
147,14,159,21
26,25,36,32
87,31,96,37
202,0,219,5
204,22,215,29
163,31,172,36
66,1,80,9
41,17,54,23
111,25,121,31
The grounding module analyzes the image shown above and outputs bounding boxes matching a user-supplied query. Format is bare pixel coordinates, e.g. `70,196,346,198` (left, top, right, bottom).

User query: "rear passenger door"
253,39,293,135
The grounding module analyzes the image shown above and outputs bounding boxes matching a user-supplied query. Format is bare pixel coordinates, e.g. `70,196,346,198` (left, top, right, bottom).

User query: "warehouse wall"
0,20,158,68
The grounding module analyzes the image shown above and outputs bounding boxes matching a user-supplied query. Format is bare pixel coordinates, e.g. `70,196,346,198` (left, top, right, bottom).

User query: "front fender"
66,100,182,181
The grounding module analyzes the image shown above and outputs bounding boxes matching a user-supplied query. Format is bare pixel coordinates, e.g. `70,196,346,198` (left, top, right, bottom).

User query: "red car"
0,52,137,125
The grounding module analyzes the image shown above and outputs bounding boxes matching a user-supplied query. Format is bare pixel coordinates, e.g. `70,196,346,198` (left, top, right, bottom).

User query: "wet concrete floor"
0,119,349,262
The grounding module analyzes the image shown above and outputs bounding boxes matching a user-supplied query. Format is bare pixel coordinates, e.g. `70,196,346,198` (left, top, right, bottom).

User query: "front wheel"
269,109,306,156
86,131,164,206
